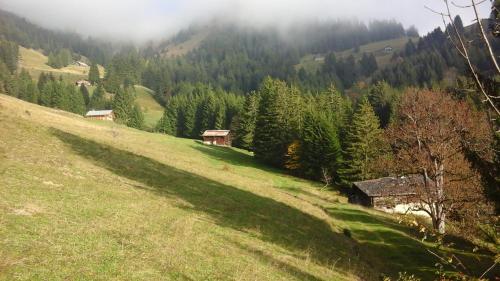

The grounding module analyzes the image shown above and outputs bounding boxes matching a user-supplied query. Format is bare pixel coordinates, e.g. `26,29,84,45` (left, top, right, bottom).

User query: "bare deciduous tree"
388,89,493,234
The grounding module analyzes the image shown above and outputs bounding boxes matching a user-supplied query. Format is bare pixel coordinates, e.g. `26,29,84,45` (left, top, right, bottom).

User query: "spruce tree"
341,97,384,183
253,77,293,167
113,87,135,124
88,62,100,84
129,104,144,129
89,83,107,110
300,110,342,183
67,84,86,115
80,84,90,107
200,93,216,132
233,92,260,150
52,80,70,110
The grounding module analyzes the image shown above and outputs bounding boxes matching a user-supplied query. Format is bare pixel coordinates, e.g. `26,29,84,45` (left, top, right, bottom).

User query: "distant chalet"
76,80,91,87
202,130,232,146
85,110,114,121
350,175,425,213
75,61,89,67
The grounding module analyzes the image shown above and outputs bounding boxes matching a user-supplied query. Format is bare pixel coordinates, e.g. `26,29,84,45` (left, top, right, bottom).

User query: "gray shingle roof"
85,110,113,117
202,130,230,137
353,175,424,197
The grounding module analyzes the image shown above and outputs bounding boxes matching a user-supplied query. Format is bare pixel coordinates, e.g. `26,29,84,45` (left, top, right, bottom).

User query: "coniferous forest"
0,4,500,275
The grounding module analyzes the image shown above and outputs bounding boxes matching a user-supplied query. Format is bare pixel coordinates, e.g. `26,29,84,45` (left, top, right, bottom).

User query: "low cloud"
0,0,491,42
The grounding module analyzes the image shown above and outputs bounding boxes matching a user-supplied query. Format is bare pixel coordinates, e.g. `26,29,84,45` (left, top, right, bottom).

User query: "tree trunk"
433,160,446,234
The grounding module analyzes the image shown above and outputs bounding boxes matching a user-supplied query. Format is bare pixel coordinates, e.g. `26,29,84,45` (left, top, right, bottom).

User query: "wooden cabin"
350,175,423,211
85,110,115,121
76,80,92,87
202,130,232,146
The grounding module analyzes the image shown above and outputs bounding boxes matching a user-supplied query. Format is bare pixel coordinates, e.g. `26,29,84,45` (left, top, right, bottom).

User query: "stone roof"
85,110,113,117
353,175,424,197
202,130,230,137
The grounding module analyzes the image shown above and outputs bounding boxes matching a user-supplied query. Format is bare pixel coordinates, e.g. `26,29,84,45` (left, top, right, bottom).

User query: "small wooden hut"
85,110,115,121
202,130,231,146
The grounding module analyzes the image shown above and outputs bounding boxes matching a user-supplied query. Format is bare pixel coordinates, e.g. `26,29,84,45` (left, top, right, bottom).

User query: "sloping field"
296,36,419,73
0,95,494,280
134,85,164,129
18,47,105,83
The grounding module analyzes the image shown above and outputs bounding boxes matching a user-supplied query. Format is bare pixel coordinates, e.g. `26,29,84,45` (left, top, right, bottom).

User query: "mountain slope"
18,46,105,83
134,85,165,128
0,94,495,280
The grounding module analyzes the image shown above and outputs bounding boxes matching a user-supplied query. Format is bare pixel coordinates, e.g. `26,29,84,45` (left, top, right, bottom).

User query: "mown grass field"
0,94,495,280
134,85,164,129
18,47,105,83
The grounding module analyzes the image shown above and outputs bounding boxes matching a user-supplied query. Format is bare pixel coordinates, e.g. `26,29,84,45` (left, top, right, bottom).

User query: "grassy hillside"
134,85,164,128
296,36,419,73
161,31,210,58
18,47,105,83
17,47,163,127
0,95,495,280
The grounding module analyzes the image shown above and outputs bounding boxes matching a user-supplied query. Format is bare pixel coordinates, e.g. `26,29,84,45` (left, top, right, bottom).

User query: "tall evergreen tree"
341,97,384,183
300,110,342,183
67,84,86,115
88,62,100,84
89,83,107,110
113,87,135,124
234,92,260,150
80,84,90,107
253,77,301,167
129,104,145,129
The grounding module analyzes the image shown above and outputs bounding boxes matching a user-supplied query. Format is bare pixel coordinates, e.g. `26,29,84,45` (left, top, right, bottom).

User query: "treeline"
0,38,144,130
142,21,410,100
156,83,244,138
155,77,400,185
47,48,73,69
0,9,113,65
373,16,500,88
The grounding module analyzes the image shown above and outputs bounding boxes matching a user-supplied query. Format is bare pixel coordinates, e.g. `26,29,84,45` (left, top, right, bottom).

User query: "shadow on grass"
192,144,342,203
52,129,492,280
191,143,284,173
51,129,358,279
327,207,498,279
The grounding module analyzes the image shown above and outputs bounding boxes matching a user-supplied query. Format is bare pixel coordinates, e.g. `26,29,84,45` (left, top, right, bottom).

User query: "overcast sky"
0,0,492,42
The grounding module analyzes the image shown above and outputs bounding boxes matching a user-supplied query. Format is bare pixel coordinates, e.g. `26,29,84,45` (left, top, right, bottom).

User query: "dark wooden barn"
202,130,232,146
349,175,423,209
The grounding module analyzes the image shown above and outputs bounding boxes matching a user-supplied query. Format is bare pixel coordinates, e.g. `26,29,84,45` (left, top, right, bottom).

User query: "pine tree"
156,99,178,135
367,81,398,128
40,81,55,106
233,92,260,150
67,84,86,115
89,83,107,110
253,77,296,167
113,87,135,124
341,97,384,183
88,62,100,84
52,80,70,110
214,102,226,130
300,110,341,183
200,93,217,132
129,104,144,129
80,84,90,107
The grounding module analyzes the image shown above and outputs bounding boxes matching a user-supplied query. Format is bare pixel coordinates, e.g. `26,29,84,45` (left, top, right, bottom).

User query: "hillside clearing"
134,85,164,128
0,95,494,280
162,31,210,58
296,37,419,73
18,47,105,83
